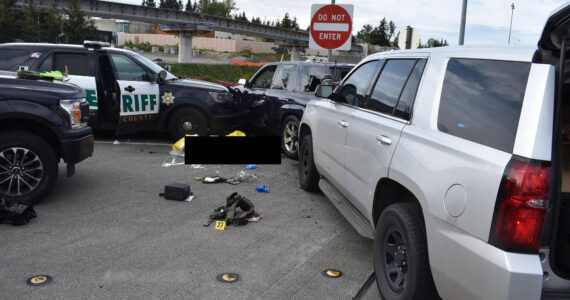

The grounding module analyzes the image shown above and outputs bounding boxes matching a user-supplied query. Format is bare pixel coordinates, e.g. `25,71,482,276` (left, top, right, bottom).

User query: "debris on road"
160,156,184,167
246,164,257,169
234,171,257,182
204,192,258,228
200,176,240,185
256,185,270,193
0,198,37,226
113,140,120,145
159,183,192,201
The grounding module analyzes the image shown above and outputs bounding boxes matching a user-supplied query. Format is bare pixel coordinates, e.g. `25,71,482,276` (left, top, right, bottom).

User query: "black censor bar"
185,136,282,164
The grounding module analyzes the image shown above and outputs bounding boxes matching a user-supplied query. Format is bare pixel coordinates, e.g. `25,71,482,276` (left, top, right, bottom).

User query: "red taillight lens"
490,156,551,252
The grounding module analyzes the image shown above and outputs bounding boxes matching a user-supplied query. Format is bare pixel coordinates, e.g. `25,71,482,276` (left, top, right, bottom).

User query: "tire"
0,131,58,205
167,108,208,139
298,134,319,192
373,203,438,300
281,115,300,159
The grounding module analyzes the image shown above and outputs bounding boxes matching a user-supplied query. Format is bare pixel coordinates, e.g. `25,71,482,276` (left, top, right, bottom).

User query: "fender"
156,99,212,131
279,103,305,123
1,99,66,127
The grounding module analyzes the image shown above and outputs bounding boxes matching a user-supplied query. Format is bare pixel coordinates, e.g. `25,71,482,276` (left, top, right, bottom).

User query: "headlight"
209,92,233,103
59,98,87,129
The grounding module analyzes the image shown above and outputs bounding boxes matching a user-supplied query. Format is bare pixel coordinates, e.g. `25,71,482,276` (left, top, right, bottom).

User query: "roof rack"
83,40,110,49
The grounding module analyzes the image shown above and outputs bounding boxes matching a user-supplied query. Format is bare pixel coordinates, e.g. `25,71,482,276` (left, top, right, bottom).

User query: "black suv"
0,42,246,139
0,72,94,204
236,61,353,158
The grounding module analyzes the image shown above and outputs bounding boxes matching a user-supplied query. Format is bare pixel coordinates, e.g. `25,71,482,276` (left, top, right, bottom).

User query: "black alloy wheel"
0,131,58,205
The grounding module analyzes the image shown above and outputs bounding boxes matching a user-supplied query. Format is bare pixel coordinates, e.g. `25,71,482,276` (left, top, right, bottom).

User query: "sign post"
309,3,354,60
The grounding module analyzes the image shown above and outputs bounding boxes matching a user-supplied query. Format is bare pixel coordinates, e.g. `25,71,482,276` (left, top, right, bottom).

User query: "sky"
109,0,569,46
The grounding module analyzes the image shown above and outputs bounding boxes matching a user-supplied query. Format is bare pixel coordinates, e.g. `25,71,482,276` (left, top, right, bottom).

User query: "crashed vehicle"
0,71,93,204
299,3,570,299
0,41,246,139
235,61,353,158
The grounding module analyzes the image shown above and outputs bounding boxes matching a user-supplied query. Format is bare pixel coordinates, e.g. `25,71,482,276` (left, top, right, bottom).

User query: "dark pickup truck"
0,73,94,204
235,61,353,158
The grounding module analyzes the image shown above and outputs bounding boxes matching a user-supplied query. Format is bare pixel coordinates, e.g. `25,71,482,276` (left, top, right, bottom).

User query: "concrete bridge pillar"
290,47,302,61
178,33,194,63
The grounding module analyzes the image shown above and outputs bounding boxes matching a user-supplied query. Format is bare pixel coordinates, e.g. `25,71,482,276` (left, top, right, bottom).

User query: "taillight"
490,155,551,252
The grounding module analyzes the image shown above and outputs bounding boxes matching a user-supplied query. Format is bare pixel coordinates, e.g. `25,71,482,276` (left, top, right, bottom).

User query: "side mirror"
165,65,172,72
315,84,334,98
158,70,167,82
238,78,247,86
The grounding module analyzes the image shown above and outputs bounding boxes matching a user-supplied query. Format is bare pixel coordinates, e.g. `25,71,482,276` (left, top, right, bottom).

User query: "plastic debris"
0,198,37,226
246,164,257,170
161,156,184,167
190,164,205,169
226,130,246,137
202,176,240,185
113,140,120,145
234,171,257,182
256,185,270,193
247,215,263,222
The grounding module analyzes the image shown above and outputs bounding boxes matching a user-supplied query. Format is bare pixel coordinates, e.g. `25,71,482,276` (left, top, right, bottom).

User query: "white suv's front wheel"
373,203,438,300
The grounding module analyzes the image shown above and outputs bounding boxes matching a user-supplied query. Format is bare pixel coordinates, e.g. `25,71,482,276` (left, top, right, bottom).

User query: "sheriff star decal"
161,92,175,106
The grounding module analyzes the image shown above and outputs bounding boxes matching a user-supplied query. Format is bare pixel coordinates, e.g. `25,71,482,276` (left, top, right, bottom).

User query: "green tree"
61,0,98,44
185,0,195,12
418,38,449,48
196,0,235,17
0,0,22,43
357,17,397,46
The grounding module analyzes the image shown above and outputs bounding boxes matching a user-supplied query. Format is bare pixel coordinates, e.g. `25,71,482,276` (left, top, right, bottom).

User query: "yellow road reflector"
215,221,227,230
216,273,239,283
27,275,52,286
322,269,342,278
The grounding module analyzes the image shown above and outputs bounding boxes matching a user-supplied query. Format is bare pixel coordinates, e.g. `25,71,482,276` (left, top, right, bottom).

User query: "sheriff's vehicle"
0,42,246,138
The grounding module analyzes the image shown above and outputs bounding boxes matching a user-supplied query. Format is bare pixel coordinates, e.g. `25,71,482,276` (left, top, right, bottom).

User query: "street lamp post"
508,3,515,44
459,0,468,45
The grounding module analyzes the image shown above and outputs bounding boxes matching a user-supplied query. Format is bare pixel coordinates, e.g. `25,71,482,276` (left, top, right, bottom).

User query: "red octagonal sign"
310,4,353,50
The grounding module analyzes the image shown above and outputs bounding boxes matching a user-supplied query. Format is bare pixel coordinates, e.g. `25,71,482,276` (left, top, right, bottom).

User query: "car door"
314,60,382,193
108,53,160,135
344,58,427,216
243,64,278,130
263,63,299,134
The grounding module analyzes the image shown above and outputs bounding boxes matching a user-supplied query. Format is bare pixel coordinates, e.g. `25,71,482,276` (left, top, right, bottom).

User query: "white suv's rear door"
345,59,427,217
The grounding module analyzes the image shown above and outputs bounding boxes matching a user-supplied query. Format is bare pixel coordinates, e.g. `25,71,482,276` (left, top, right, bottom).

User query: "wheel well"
162,104,211,131
372,178,423,226
299,123,311,142
0,119,62,160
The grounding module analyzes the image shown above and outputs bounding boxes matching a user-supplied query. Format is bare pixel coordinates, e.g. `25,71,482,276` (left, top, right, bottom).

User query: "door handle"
376,135,392,145
124,86,135,93
337,120,349,128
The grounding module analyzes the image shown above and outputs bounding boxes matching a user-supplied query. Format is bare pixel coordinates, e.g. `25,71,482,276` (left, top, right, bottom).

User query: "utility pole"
458,0,467,45
328,0,334,62
508,3,515,44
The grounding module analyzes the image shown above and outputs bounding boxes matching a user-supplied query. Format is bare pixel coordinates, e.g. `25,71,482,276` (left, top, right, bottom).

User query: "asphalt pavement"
1,137,382,299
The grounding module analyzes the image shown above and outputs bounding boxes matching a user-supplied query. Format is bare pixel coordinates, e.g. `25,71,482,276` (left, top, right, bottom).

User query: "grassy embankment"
170,63,260,84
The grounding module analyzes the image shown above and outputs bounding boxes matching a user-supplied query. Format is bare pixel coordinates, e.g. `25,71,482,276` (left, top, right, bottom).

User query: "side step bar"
319,178,375,239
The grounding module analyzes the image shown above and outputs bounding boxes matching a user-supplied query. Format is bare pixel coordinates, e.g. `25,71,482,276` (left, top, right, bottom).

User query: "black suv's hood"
538,2,570,53
0,76,85,102
164,78,228,92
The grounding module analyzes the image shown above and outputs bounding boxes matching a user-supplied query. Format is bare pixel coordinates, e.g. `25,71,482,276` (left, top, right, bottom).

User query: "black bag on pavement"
0,198,37,226
160,183,191,201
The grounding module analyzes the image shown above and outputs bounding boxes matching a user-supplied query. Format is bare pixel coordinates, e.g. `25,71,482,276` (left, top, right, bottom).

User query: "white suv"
298,4,569,300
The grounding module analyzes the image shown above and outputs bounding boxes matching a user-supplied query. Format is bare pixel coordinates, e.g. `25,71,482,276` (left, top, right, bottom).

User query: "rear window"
53,53,90,76
300,65,333,93
0,49,35,71
438,58,531,152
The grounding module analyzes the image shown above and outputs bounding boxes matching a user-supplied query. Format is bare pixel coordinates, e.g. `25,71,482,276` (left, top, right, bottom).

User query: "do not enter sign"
310,4,354,51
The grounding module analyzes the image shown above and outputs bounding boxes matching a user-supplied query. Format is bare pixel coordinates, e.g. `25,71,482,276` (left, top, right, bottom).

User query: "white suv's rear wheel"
374,203,438,300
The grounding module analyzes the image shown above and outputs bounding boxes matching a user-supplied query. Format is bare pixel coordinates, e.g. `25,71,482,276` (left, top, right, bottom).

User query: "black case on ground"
162,183,191,201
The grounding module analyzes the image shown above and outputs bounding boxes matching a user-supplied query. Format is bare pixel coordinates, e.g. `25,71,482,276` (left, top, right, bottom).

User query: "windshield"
131,53,178,80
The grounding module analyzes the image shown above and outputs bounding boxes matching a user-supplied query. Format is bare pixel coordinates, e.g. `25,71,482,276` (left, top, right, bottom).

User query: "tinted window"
438,58,531,152
54,53,90,76
300,65,332,93
250,65,276,88
39,55,53,72
0,49,34,70
110,54,150,81
336,60,381,106
271,64,295,90
395,59,427,120
367,59,416,114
